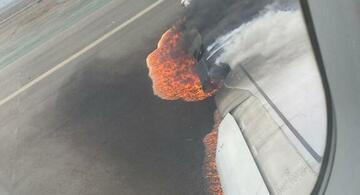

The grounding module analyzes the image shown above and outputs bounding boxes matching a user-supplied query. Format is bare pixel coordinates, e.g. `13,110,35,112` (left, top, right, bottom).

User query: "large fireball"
146,27,215,101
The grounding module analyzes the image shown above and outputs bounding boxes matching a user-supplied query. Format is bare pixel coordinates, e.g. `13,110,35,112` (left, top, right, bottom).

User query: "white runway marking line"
0,0,164,108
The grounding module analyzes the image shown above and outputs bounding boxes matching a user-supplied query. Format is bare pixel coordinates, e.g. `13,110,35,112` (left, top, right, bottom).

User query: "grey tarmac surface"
0,0,216,194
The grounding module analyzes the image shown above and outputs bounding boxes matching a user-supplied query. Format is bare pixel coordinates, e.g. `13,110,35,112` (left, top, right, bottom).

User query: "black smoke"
184,0,273,45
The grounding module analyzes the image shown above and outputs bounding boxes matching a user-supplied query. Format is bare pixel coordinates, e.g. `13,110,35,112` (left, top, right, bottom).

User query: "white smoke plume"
210,9,311,68
209,3,328,169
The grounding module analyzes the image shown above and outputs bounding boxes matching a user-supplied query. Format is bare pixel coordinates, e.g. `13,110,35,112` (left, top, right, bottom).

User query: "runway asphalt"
0,0,216,194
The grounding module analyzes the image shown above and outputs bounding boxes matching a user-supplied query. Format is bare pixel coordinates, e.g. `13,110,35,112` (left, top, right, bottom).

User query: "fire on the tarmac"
203,111,223,195
146,26,215,101
146,25,222,194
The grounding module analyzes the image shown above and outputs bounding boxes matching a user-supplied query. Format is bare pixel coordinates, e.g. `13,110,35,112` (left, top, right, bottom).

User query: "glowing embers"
203,111,223,195
146,27,215,101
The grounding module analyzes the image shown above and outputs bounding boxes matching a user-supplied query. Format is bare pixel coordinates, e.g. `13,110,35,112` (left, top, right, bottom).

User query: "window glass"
211,0,328,194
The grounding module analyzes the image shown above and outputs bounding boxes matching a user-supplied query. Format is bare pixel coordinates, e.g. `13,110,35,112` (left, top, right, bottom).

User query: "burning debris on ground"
145,17,232,101
145,20,227,193
146,23,218,101
144,0,269,193
145,0,261,102
203,111,223,195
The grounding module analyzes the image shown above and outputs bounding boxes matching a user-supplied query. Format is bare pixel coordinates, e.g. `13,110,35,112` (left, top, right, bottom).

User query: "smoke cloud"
184,0,272,45
213,9,311,68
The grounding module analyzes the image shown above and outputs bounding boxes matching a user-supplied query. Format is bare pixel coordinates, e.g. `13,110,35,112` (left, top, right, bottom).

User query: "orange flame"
203,111,223,195
146,26,215,101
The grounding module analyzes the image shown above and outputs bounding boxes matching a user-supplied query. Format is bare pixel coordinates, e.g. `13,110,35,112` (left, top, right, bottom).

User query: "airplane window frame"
299,1,336,194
